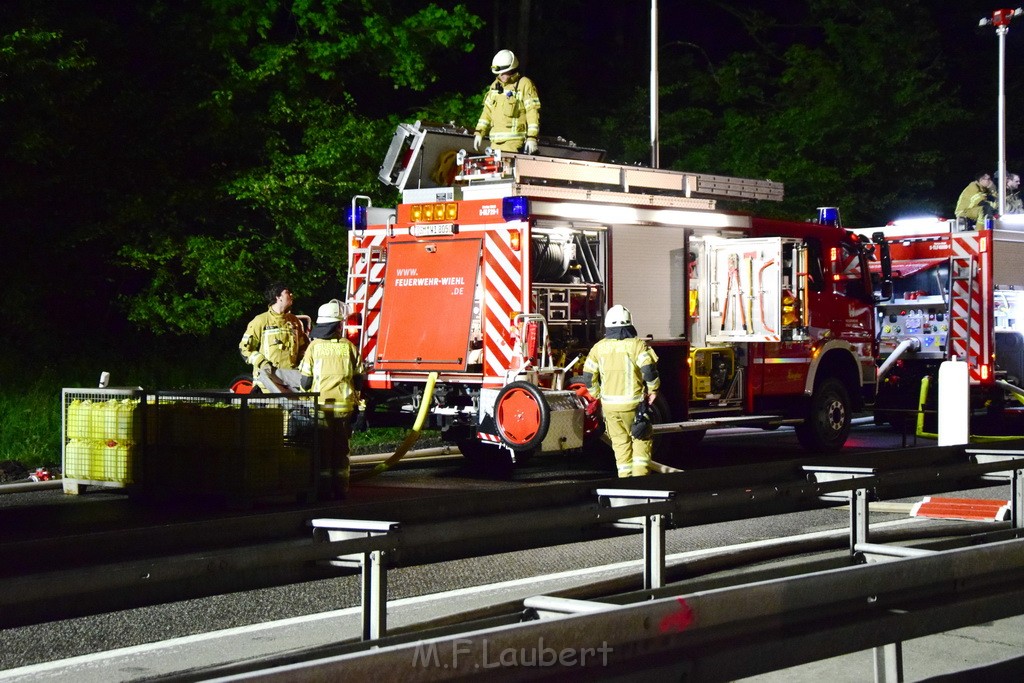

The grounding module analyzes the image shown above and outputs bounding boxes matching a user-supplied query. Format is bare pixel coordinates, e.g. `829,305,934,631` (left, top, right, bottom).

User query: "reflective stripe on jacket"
239,307,308,374
474,74,541,152
298,337,364,413
581,337,660,411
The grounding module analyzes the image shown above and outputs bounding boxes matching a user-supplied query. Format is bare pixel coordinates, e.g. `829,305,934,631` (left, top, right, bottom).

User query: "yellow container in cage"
98,440,136,484
64,438,94,479
89,401,107,440
64,438,108,480
67,400,92,439
103,399,140,443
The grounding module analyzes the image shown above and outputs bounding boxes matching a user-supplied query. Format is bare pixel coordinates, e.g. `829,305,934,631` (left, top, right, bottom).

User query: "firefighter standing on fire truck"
955,172,997,229
581,305,660,478
473,49,540,154
239,283,309,392
299,299,364,499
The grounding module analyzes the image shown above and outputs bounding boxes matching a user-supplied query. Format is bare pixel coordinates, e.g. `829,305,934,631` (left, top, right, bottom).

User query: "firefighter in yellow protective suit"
581,305,661,478
473,49,541,154
954,171,996,229
299,300,364,499
239,283,309,392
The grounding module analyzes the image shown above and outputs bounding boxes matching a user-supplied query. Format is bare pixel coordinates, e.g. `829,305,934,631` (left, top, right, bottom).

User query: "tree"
591,0,972,224
0,2,483,342
116,1,484,334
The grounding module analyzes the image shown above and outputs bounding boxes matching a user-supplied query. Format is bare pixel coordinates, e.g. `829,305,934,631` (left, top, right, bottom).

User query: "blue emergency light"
344,205,367,232
817,206,841,227
502,196,530,222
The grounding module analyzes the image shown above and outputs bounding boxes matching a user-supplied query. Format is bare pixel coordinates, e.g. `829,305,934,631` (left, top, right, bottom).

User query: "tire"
493,381,551,452
795,377,852,452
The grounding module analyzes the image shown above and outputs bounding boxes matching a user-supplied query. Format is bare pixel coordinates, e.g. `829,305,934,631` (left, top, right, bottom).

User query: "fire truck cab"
344,122,880,463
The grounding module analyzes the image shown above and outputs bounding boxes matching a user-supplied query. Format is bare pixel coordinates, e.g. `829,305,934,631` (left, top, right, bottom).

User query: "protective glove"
473,133,483,152
352,410,368,432
523,138,538,155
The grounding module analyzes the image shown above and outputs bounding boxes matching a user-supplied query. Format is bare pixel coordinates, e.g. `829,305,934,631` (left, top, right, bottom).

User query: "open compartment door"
705,237,784,343
375,238,482,372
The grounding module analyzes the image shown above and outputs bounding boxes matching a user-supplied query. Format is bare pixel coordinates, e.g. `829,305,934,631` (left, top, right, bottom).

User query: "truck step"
653,415,792,434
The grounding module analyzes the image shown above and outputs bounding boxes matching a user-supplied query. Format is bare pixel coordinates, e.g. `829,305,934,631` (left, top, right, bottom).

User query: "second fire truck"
852,217,1024,433
342,122,884,463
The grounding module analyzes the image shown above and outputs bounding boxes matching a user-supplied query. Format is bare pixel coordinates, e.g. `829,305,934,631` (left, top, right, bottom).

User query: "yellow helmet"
491,49,519,75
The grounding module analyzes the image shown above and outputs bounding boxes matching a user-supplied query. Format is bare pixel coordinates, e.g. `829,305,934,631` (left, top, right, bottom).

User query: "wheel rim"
496,387,542,446
826,398,846,432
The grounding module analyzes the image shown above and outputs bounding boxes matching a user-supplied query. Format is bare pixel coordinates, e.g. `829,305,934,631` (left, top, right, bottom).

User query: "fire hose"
351,371,439,482
877,337,921,382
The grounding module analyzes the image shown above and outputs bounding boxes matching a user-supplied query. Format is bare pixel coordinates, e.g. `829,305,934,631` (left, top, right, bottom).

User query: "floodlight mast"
980,7,1023,217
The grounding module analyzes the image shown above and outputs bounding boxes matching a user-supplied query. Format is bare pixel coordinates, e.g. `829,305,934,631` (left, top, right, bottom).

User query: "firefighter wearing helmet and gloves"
580,305,661,478
299,299,364,499
239,283,309,393
473,49,541,155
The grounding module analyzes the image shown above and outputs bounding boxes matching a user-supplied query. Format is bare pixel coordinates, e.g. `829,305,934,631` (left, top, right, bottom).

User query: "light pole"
980,8,1023,216
650,0,659,168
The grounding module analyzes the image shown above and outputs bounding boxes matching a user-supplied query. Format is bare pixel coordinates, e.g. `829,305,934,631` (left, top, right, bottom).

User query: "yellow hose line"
916,374,1021,442
915,375,932,439
351,371,439,482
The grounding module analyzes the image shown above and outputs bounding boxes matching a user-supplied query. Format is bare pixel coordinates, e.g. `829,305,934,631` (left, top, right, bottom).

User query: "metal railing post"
873,641,904,683
596,489,674,590
1014,468,1024,529
643,511,666,590
852,487,870,552
310,518,400,640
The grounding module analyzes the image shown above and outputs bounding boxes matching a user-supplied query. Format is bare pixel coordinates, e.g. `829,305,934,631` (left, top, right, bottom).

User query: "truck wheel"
494,381,551,452
796,377,851,452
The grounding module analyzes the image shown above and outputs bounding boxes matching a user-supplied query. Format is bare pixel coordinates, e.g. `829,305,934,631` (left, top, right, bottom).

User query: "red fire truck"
343,122,882,463
852,217,1024,432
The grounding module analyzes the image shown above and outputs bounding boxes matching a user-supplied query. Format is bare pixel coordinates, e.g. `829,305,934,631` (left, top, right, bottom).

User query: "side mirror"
871,232,893,302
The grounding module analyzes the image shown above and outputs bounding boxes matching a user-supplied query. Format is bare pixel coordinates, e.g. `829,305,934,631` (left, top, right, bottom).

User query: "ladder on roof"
509,155,785,203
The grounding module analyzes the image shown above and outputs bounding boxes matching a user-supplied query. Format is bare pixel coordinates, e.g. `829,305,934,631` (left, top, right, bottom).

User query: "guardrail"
285,450,1024,681
3,444,1024,678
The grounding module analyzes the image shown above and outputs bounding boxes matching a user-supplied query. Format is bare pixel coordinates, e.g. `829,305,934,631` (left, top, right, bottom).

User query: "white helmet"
604,304,632,328
316,299,345,324
491,49,519,75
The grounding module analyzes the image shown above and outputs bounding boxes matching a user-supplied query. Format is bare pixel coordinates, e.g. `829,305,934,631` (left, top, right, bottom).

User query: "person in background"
954,171,996,229
299,299,364,499
473,49,541,155
1003,172,1022,214
239,283,309,393
580,305,660,478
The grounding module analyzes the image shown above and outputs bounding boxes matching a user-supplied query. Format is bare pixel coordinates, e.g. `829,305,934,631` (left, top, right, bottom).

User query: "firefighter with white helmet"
580,305,661,478
473,49,541,155
299,299,364,499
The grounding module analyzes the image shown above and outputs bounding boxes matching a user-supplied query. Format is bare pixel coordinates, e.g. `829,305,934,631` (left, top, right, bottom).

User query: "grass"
0,332,437,470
